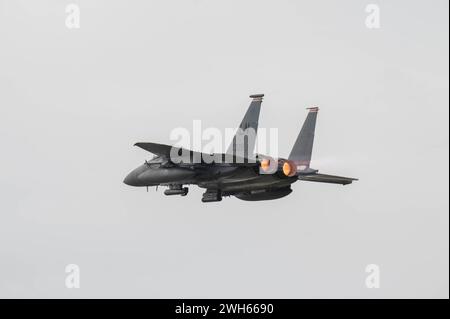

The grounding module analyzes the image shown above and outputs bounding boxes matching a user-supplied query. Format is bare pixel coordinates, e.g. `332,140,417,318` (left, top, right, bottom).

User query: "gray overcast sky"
0,0,448,298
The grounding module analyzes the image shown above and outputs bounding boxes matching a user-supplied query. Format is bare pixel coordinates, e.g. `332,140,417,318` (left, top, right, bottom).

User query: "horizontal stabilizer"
298,173,358,185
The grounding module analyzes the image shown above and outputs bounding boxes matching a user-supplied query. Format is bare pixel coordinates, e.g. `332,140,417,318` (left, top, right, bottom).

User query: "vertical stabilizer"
226,94,263,158
288,107,319,169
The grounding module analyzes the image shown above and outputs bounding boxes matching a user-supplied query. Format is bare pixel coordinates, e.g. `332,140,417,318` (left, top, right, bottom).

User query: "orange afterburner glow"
260,159,271,172
282,161,297,177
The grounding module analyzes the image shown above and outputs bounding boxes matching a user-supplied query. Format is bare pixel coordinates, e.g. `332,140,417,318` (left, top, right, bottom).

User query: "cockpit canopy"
145,155,171,168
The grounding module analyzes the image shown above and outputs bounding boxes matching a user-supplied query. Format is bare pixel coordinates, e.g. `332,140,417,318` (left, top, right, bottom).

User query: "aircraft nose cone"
123,171,139,186
124,164,149,187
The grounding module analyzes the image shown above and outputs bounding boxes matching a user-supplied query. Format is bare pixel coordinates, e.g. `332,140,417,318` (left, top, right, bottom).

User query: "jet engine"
259,157,297,177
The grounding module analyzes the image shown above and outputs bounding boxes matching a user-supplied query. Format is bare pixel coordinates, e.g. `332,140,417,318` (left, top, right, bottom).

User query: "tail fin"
288,107,319,169
226,94,263,158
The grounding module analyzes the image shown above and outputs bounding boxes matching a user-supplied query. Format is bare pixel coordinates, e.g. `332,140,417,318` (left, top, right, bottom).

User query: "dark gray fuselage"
123,160,297,195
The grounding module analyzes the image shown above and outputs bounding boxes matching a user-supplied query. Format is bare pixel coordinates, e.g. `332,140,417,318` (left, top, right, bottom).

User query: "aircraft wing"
134,142,258,167
298,173,358,185
135,142,197,158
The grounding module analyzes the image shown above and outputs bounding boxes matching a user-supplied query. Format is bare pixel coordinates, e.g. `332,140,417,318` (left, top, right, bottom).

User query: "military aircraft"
124,94,357,202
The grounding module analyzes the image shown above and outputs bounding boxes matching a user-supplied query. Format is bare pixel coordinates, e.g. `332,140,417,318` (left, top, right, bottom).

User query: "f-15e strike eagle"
124,94,357,202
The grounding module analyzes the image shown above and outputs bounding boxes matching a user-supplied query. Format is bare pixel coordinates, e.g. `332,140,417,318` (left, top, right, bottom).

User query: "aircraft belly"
196,166,297,191
220,174,295,192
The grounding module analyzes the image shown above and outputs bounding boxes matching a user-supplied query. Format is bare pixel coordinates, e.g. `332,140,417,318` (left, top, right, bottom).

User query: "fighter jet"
124,94,357,202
